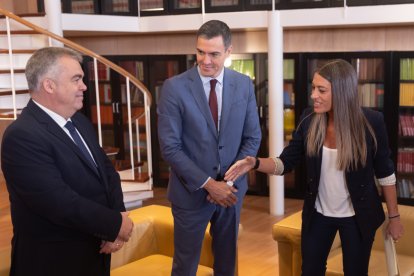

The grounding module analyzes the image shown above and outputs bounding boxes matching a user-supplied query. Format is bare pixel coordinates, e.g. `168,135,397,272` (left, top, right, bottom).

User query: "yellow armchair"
0,247,10,276
111,204,216,276
0,204,235,276
272,204,414,276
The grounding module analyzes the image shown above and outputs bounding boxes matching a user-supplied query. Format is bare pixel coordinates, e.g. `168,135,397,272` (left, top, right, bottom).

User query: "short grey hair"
25,47,83,92
197,20,232,50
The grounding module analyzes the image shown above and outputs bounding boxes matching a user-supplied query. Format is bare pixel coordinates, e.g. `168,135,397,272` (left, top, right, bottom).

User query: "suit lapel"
71,115,102,177
187,67,218,137
26,100,100,177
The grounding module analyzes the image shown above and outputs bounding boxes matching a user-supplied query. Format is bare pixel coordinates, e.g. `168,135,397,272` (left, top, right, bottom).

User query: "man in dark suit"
157,20,261,276
1,47,134,276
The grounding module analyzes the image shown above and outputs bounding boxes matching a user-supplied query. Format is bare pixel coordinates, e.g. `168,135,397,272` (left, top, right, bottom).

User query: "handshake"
100,211,134,254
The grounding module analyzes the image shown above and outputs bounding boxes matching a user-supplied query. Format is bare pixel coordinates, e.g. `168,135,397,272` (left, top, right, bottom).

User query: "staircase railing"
0,8,152,185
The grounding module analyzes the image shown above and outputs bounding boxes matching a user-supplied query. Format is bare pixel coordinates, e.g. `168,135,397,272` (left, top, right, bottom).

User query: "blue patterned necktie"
65,121,98,174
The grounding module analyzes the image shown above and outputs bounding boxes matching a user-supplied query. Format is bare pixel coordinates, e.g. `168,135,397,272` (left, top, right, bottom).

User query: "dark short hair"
196,20,232,49
25,47,82,92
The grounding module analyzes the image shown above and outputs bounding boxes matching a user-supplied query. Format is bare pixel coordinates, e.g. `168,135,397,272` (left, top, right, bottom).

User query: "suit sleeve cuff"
199,177,211,189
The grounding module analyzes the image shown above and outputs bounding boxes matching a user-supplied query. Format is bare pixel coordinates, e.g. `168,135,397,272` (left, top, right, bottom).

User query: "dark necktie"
65,121,98,173
209,79,218,130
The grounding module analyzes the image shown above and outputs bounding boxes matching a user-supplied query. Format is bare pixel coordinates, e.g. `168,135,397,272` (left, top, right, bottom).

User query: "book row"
351,58,384,81
88,62,110,81
397,148,414,173
397,178,414,199
399,114,414,137
400,58,414,81
358,83,384,108
399,83,414,106
283,59,294,80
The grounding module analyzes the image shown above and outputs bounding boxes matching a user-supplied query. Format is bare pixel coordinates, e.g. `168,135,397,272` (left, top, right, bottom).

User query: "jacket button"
360,197,365,201
360,184,365,188
219,146,223,149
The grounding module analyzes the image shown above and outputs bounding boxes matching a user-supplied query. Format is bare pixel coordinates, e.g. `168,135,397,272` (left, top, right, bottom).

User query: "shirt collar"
197,66,224,86
32,99,70,128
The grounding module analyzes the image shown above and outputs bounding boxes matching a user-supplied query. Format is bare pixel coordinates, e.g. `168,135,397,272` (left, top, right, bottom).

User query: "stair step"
114,160,144,171
122,171,150,183
119,168,150,183
0,89,29,96
0,16,47,32
0,72,27,87
121,180,151,192
0,92,30,109
0,53,32,68
103,146,119,156
123,190,154,210
0,12,45,19
0,30,39,35
0,49,36,54
0,32,48,50
0,69,25,74
0,108,22,119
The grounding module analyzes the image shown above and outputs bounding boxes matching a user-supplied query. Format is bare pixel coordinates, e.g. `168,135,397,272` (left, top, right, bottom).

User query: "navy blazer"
280,107,395,240
157,66,261,209
1,100,125,274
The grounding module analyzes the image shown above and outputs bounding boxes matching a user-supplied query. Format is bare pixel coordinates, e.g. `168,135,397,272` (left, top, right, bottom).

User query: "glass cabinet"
171,0,201,14
205,0,243,12
83,57,147,170
393,52,414,203
276,0,343,9
148,56,187,186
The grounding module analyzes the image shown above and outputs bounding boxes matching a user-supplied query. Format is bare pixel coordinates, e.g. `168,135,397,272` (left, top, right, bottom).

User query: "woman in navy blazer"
225,59,404,275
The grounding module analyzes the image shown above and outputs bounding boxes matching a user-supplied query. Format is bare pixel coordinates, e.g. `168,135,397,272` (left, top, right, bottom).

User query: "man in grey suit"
157,20,261,276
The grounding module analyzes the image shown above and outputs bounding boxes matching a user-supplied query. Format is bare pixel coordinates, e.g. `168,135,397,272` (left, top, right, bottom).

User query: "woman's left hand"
224,156,255,182
386,218,404,242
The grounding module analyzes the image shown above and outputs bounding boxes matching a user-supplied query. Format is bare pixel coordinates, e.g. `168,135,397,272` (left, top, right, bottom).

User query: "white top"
315,146,355,217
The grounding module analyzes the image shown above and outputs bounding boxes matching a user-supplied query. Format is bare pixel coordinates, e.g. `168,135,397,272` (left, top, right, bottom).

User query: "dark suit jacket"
279,107,395,240
1,100,125,276
157,66,261,209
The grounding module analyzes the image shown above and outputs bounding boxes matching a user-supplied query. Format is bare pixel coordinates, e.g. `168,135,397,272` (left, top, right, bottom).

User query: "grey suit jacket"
157,66,261,209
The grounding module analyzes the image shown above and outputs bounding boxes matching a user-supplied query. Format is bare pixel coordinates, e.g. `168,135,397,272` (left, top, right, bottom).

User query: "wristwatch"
253,157,260,170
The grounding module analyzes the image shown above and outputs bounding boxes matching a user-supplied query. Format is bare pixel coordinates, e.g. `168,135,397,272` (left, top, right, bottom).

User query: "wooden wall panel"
70,25,414,56
0,0,14,12
385,26,414,51
284,28,333,53
331,27,386,52
71,31,268,55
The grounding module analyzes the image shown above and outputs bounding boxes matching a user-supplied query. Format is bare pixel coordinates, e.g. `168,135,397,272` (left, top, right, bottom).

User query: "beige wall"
69,25,414,56
0,0,14,12
0,0,38,13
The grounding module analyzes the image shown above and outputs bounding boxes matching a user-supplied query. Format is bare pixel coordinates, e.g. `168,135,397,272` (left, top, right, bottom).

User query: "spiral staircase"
0,7,153,209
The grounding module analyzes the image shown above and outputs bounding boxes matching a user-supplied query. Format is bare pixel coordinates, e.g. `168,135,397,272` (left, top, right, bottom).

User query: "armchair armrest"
111,205,214,270
273,211,303,276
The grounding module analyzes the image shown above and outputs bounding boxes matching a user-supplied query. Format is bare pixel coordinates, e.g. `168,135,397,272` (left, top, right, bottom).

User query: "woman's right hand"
224,156,256,182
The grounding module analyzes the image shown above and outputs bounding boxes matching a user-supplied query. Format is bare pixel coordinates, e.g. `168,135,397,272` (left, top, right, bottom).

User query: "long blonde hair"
306,59,377,171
